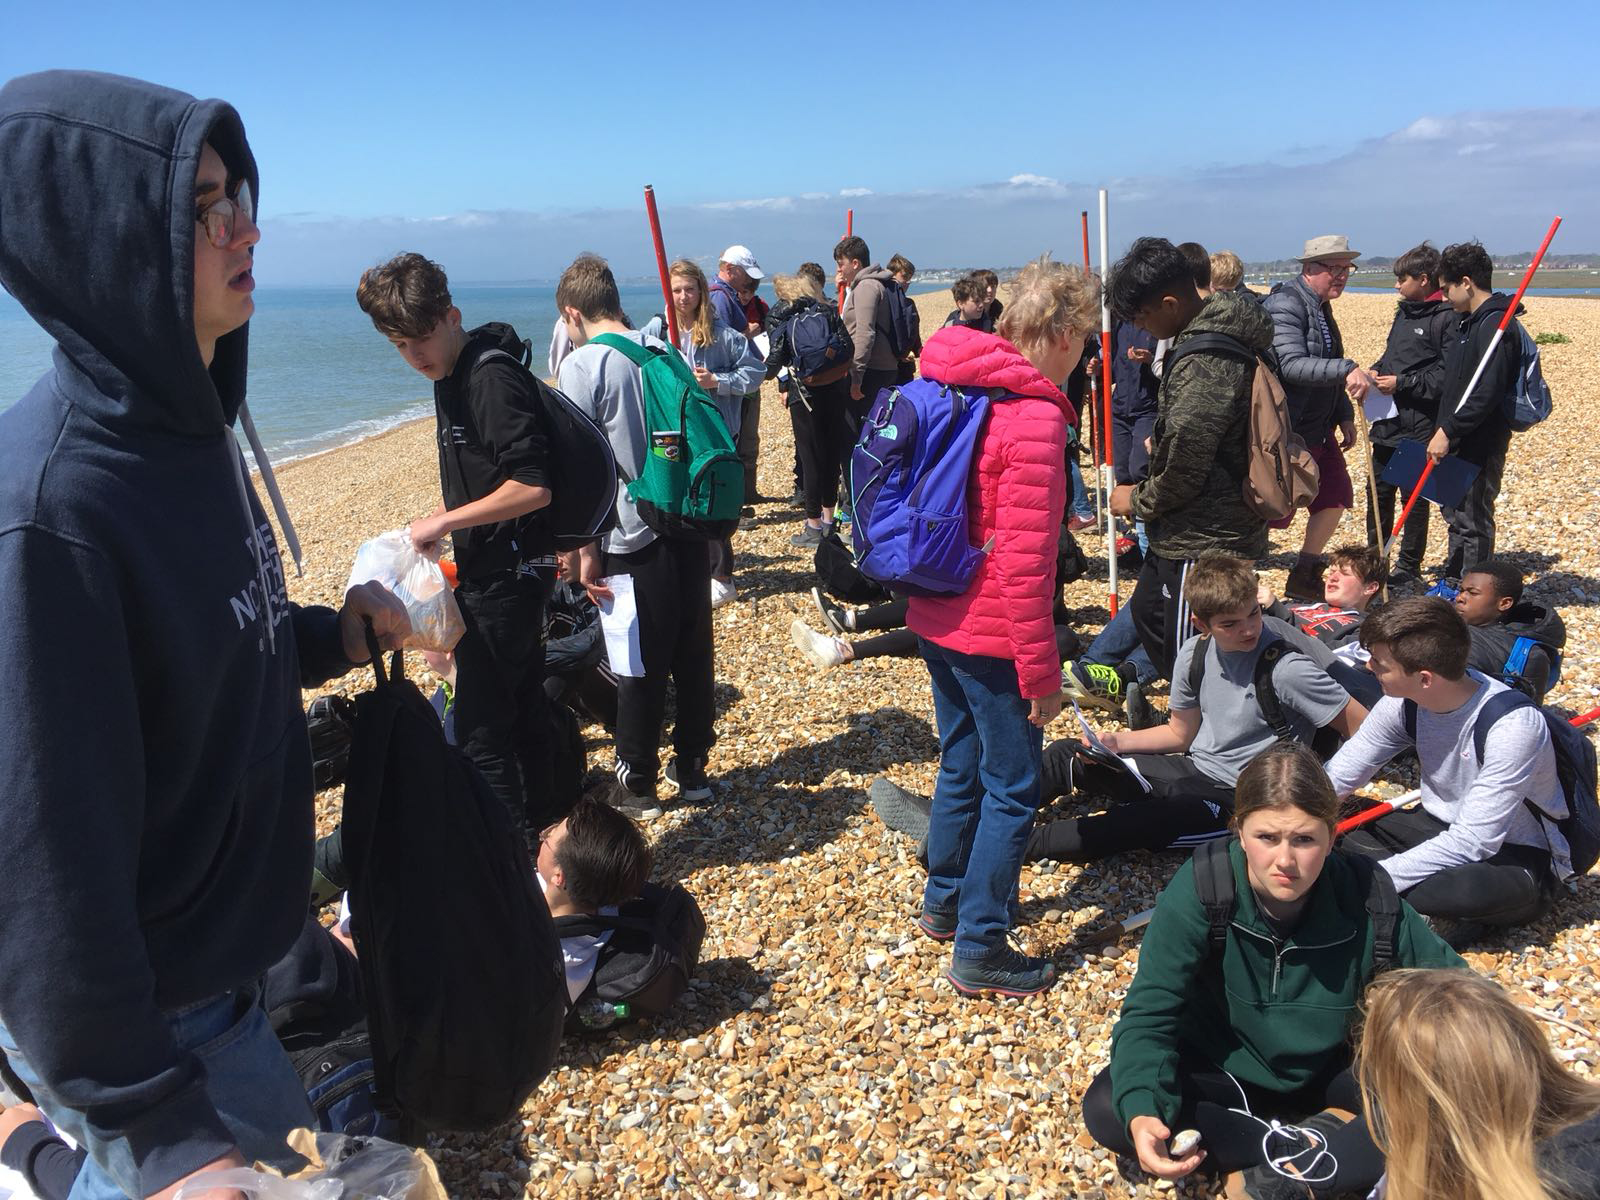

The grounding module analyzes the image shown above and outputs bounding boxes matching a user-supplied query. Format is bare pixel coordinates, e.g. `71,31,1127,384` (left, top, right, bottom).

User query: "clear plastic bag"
174,1131,444,1200
346,531,464,654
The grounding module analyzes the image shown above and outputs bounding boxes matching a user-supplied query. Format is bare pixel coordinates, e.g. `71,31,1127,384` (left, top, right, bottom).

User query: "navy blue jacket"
0,71,348,1193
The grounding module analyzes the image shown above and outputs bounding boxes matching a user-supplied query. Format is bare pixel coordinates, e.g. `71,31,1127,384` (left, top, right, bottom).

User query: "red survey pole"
644,185,678,345
1098,189,1118,615
837,208,854,314
1386,215,1562,557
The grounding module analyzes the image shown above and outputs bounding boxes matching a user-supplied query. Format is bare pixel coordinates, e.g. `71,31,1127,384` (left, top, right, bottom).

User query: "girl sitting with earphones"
1357,969,1600,1200
1081,743,1464,1199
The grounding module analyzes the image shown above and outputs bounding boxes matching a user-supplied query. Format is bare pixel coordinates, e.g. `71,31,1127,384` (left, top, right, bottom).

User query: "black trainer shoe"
1124,677,1159,731
917,908,957,941
946,942,1057,997
605,770,662,821
812,586,852,635
1387,565,1423,589
1284,560,1326,602
738,505,757,530
663,755,714,803
870,777,932,842
1061,660,1124,714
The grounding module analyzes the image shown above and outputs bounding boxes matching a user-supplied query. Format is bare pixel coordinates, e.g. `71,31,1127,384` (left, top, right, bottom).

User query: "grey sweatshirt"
1325,673,1571,889
558,331,666,555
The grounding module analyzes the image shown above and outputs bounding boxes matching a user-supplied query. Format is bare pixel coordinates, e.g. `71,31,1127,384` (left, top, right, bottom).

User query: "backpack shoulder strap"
1470,689,1536,764
1504,636,1536,681
1165,332,1257,372
1402,698,1418,741
1191,839,1236,954
1186,634,1211,700
591,332,653,368
1252,642,1295,741
1345,850,1401,976
551,911,656,939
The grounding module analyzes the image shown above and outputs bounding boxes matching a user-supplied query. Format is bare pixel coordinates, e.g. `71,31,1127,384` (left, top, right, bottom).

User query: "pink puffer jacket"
906,326,1073,699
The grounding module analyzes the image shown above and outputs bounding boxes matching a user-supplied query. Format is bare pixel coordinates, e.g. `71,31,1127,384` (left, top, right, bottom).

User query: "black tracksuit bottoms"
1082,1057,1383,1196
604,536,716,784
1441,432,1510,583
1129,553,1193,683
1341,806,1559,927
454,566,555,833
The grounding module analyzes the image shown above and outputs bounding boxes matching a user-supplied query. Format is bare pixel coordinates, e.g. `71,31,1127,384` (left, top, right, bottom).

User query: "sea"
0,279,952,463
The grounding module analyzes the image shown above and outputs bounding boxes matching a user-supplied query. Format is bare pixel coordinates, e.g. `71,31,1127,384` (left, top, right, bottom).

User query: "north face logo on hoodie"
230,519,291,647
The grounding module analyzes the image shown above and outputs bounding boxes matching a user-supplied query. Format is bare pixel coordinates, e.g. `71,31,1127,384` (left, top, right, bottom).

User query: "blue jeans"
1080,601,1157,685
1067,458,1094,519
919,640,1043,958
0,982,314,1200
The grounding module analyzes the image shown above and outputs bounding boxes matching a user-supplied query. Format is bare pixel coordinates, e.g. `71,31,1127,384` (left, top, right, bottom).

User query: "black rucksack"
1192,839,1400,974
879,281,916,358
341,630,566,1132
553,881,706,1034
1403,692,1600,875
264,919,408,1142
469,322,619,551
307,693,356,789
1186,634,1342,757
784,303,853,385
814,528,890,604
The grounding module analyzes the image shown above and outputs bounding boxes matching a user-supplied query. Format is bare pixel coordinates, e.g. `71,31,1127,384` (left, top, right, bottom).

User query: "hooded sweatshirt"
842,265,902,385
906,326,1073,700
0,71,348,1193
1467,601,1566,702
1130,291,1272,561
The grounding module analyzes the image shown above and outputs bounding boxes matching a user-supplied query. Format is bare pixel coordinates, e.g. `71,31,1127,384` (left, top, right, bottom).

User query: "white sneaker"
710,578,737,609
790,618,848,669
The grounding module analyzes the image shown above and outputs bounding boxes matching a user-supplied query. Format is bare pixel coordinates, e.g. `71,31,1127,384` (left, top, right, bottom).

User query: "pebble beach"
268,287,1600,1199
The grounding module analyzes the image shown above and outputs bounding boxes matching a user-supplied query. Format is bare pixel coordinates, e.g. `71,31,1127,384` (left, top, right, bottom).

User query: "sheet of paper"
1071,700,1153,793
597,574,644,677
752,332,770,358
1363,390,1398,423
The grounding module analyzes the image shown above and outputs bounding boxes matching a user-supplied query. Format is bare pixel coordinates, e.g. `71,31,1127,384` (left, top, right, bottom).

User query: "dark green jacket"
1131,292,1272,561
1109,842,1466,1132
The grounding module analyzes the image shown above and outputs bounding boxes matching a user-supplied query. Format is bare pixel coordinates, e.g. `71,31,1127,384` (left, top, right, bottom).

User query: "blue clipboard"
1378,440,1481,509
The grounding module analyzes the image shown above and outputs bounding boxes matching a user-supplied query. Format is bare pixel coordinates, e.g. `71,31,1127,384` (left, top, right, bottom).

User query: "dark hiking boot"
1283,560,1326,602
917,908,957,941
947,942,1057,997
870,777,931,842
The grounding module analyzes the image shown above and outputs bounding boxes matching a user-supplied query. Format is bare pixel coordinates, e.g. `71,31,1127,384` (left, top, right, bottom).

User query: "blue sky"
4,0,1597,282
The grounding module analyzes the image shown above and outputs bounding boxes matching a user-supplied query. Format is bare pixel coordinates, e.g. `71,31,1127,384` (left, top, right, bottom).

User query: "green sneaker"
1062,661,1124,714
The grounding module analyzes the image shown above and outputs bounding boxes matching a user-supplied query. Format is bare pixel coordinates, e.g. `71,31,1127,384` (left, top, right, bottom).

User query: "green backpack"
591,333,744,541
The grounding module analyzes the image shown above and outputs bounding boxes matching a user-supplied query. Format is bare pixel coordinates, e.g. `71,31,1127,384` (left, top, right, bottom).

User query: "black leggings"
790,377,854,519
1028,746,1234,862
1341,807,1560,927
1081,1059,1383,1196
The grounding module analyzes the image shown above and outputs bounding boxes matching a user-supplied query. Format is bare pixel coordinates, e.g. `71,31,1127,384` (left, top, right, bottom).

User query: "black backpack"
553,881,706,1034
1403,692,1600,875
307,693,356,789
264,919,408,1142
1186,634,1343,757
814,528,890,605
1192,839,1400,974
341,631,566,1131
879,281,916,358
468,322,619,551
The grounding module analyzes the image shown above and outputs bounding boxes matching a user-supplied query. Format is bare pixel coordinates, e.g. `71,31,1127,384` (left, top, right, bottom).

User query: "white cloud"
1007,173,1060,188
839,187,874,197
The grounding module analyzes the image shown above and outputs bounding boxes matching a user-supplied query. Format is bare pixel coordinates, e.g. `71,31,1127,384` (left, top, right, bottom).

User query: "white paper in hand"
597,574,644,677
752,332,771,358
1071,700,1153,793
1363,390,1398,423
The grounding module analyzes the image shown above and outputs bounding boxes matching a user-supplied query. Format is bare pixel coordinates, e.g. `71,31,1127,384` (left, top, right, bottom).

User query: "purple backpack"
848,379,998,595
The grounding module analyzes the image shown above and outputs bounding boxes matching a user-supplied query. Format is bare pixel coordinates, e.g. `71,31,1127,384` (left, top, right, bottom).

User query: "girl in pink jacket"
908,258,1101,997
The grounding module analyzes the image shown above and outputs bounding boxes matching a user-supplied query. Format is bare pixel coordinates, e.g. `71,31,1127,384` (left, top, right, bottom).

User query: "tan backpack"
1164,333,1318,520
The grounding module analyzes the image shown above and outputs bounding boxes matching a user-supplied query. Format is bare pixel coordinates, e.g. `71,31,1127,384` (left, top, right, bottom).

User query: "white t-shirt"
537,870,615,1003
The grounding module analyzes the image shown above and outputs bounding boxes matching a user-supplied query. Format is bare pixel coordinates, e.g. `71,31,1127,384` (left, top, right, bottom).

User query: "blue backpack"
1507,320,1554,431
849,379,998,595
784,302,853,384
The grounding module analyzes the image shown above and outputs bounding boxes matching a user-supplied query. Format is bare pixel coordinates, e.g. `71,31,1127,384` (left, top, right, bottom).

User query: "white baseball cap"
720,244,764,280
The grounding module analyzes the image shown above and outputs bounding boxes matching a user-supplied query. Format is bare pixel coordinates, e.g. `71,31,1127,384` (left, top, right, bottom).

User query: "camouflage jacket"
1131,292,1271,561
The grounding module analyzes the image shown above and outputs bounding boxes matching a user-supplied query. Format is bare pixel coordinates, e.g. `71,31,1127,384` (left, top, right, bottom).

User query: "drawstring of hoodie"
238,401,303,574
228,402,304,656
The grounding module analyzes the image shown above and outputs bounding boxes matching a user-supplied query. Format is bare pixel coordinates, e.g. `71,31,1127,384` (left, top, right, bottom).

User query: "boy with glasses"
1265,236,1375,600
0,70,409,1200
